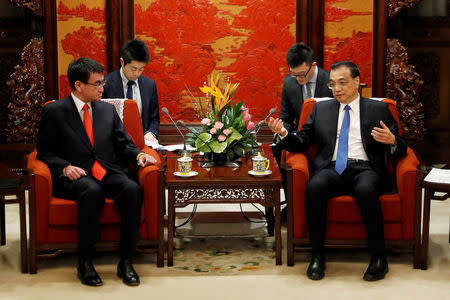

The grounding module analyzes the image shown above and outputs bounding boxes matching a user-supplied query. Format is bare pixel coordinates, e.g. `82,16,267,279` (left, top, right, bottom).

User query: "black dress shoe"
306,253,325,280
118,259,140,286
363,256,389,281
77,260,102,286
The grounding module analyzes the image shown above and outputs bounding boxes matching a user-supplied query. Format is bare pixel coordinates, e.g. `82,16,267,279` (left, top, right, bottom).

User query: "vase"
201,152,241,168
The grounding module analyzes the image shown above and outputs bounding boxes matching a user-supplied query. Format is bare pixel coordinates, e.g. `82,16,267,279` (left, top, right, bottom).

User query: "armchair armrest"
285,152,310,181
137,149,162,240
27,150,52,243
395,147,420,240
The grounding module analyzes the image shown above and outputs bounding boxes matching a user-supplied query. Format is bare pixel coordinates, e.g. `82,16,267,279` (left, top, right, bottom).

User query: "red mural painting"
324,31,372,86
58,2,105,23
136,0,295,122
323,0,373,87
58,3,106,98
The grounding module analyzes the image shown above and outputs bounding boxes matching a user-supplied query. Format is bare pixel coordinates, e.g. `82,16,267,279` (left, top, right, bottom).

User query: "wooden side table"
420,170,450,270
165,148,282,267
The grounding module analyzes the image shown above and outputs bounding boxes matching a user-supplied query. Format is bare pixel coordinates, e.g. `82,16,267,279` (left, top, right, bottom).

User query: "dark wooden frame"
373,0,388,97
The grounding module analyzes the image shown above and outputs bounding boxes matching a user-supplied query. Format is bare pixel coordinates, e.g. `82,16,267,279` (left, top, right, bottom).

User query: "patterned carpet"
171,237,276,274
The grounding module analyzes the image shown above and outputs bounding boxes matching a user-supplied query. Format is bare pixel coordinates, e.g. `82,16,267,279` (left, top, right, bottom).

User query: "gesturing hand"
266,117,288,137
138,153,157,167
64,165,87,181
371,120,396,145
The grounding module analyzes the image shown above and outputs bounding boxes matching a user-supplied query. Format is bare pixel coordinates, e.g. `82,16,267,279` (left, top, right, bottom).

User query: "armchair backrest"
101,99,145,150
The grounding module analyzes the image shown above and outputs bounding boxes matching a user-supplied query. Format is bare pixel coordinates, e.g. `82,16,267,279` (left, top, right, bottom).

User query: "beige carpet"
0,195,449,300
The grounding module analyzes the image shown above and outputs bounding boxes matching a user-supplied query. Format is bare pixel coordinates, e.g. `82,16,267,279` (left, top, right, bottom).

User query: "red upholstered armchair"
284,98,422,269
27,99,164,273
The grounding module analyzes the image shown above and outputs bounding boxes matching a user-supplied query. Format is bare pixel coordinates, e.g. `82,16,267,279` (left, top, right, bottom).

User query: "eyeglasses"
85,80,107,88
327,80,350,90
289,64,313,79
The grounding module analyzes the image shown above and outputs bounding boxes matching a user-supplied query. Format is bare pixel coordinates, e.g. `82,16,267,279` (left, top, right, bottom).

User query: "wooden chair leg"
0,202,5,245
19,192,28,273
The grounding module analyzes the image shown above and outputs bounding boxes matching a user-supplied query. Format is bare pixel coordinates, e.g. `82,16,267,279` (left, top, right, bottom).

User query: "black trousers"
55,171,143,259
305,161,385,257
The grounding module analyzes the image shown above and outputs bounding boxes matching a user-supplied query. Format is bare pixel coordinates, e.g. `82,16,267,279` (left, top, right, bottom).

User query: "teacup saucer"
174,171,198,178
248,170,272,177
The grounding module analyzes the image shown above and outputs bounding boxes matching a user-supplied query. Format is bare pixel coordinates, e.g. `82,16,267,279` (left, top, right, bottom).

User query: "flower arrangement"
185,74,258,162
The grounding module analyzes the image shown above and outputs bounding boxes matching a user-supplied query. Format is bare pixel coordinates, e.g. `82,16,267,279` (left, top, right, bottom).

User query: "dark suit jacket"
279,97,407,191
102,70,160,138
36,96,142,189
279,67,333,133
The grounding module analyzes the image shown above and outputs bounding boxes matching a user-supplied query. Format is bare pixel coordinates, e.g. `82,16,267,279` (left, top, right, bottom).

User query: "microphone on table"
254,107,277,135
162,107,187,155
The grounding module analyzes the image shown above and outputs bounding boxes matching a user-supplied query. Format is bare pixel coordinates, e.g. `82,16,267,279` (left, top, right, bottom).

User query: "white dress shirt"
331,95,368,161
71,93,92,121
120,68,143,114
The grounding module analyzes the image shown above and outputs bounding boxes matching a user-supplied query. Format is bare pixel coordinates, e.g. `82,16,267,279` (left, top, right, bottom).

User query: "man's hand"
266,117,288,137
371,120,396,145
138,153,157,167
64,165,86,181
144,132,158,143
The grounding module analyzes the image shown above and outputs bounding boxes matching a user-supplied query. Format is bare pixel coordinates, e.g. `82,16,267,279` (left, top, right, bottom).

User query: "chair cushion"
327,193,401,223
48,197,122,226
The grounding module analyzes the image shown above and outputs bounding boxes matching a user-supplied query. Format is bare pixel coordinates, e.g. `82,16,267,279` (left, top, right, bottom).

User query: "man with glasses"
275,43,333,222
103,39,160,143
37,57,157,286
267,61,407,281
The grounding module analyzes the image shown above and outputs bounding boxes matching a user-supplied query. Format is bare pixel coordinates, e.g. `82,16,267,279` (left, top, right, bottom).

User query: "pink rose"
246,121,254,131
214,121,224,129
223,129,232,136
243,111,250,122
210,127,217,134
201,118,211,126
218,135,226,142
240,105,247,111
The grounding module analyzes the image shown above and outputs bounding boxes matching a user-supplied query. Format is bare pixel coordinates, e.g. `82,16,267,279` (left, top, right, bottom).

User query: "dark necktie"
335,105,350,175
305,82,312,99
126,81,135,99
83,104,106,181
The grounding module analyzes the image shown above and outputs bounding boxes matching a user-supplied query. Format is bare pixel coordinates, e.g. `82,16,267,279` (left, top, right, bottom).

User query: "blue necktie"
335,105,350,175
126,81,135,99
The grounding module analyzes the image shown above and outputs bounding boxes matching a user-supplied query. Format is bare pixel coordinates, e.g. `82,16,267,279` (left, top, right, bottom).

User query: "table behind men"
164,145,282,266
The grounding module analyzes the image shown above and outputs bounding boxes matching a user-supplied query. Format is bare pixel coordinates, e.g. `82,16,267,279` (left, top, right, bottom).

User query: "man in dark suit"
267,61,407,281
37,58,156,286
275,42,333,221
102,39,160,142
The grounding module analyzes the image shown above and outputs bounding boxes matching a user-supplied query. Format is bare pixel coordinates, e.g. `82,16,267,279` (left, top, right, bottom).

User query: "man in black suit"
280,42,333,133
267,61,407,281
275,43,333,221
37,58,156,286
103,39,160,142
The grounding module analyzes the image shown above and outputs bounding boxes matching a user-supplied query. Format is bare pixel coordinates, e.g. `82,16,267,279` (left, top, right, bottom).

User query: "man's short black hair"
286,42,314,68
330,61,360,78
121,39,150,65
67,57,104,90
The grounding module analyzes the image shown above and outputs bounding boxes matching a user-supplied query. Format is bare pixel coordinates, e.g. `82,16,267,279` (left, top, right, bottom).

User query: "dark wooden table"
164,145,282,266
420,167,450,270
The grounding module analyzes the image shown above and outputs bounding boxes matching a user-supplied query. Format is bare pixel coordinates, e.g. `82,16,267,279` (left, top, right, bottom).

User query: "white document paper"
145,140,165,150
163,144,197,152
424,168,450,184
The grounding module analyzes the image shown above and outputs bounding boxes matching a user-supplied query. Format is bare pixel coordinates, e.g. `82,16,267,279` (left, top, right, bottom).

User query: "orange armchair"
285,98,422,269
27,99,164,273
